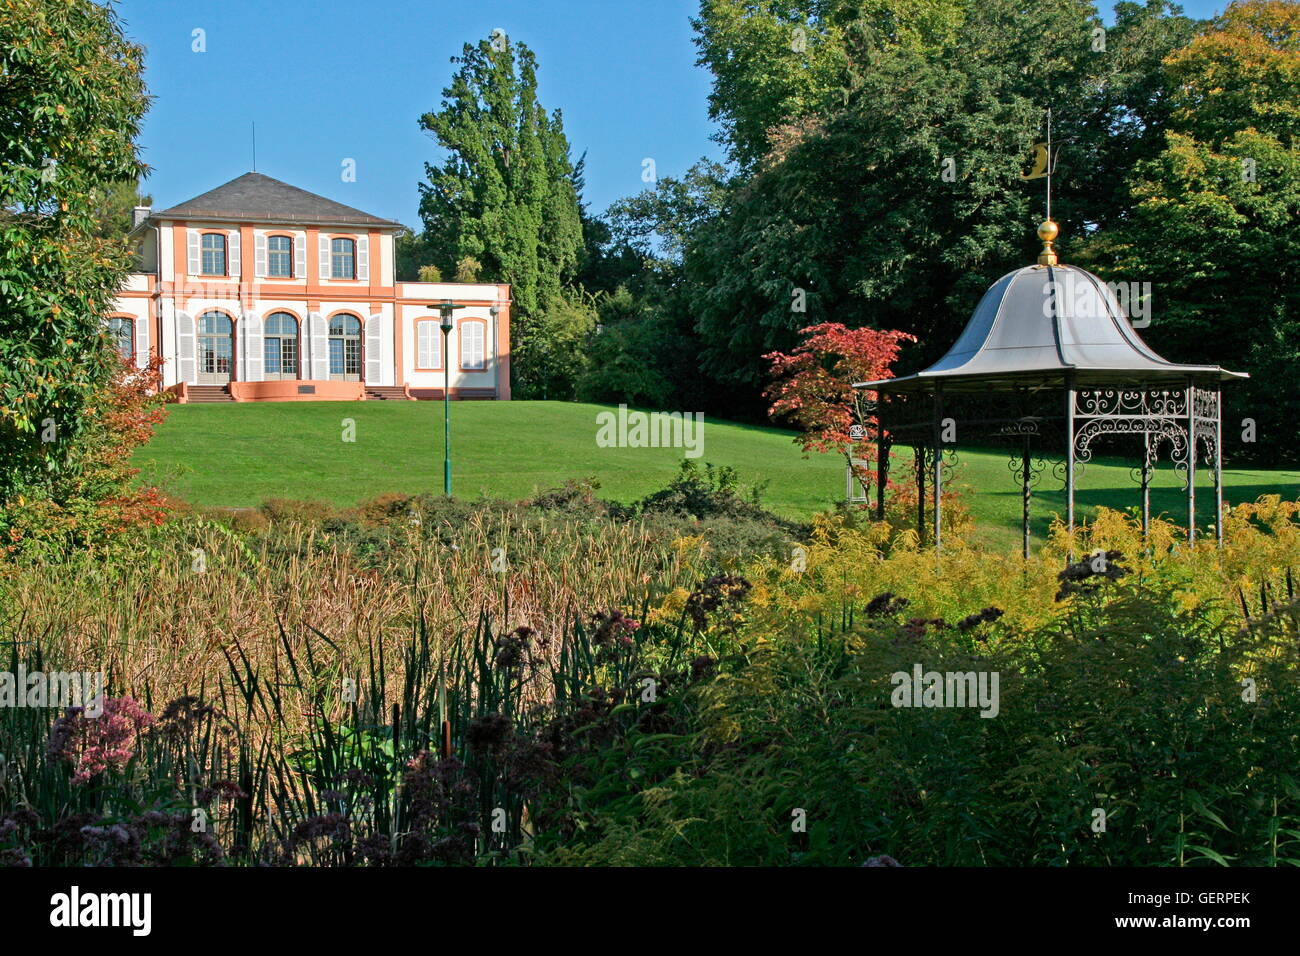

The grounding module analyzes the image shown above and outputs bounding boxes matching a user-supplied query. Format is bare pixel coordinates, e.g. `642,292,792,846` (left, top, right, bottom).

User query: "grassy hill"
133,400,1298,549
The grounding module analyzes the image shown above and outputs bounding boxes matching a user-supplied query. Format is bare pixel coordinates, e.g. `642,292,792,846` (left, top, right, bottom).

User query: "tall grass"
5,494,1300,866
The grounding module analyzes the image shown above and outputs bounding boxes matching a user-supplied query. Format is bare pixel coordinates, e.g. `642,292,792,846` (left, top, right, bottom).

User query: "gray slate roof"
859,263,1246,392
150,172,401,228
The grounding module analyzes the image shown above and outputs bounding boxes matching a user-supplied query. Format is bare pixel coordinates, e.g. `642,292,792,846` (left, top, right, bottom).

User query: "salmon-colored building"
109,172,511,402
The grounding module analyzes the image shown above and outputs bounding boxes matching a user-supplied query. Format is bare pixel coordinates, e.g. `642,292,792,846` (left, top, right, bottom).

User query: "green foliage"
393,226,434,282
89,177,150,240
688,0,1101,396
453,255,482,282
691,0,967,169
1075,2,1300,465
0,0,149,503
7,491,1300,865
417,34,583,398
512,290,597,400
592,0,1238,428
538,538,1300,866
576,291,678,408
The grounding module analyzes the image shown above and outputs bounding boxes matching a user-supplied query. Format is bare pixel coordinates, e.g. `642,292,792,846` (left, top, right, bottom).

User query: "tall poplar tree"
418,35,583,397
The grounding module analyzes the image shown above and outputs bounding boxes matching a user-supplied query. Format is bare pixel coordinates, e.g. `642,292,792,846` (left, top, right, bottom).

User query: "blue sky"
117,0,1230,229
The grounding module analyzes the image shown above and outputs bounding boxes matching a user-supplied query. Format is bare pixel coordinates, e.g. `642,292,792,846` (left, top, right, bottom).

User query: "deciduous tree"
0,0,151,542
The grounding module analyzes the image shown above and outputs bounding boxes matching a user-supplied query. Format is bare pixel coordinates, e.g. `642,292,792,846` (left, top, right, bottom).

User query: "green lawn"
134,400,1299,549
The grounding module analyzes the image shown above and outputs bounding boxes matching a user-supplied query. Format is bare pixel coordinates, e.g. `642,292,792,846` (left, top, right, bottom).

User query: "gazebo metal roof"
857,263,1245,393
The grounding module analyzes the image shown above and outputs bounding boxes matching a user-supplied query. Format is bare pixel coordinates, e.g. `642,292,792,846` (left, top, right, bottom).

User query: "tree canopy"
418,35,585,398
0,0,151,512
579,0,1299,468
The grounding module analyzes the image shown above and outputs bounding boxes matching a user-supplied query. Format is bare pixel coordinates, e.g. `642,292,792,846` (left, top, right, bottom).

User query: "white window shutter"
461,322,484,369
228,230,241,277
254,234,267,277
310,312,329,379
381,313,394,386
134,314,150,369
295,234,307,278
187,230,200,275
364,315,382,384
417,323,432,368
357,237,369,281
176,311,196,383
320,236,331,279
241,312,262,381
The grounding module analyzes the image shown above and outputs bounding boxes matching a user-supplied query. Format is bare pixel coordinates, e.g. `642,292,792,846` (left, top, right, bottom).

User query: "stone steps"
366,386,412,400
187,386,233,403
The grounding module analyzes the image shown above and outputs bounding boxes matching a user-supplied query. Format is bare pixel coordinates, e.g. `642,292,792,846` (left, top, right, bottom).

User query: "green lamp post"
433,300,462,496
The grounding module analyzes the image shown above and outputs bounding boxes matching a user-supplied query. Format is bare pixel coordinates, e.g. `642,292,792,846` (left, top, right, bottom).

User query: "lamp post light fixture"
432,300,463,496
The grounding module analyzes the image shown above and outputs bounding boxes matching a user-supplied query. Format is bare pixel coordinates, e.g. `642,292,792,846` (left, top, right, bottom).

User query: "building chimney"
131,205,151,229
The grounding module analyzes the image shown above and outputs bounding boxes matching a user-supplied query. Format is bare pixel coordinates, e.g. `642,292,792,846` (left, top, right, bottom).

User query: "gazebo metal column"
1140,427,1152,543
1215,386,1224,546
933,388,944,551
1065,373,1076,558
914,434,927,544
1187,380,1197,545
875,394,889,522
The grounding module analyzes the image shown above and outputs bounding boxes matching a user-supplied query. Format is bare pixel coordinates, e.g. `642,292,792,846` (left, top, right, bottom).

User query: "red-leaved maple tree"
763,322,915,501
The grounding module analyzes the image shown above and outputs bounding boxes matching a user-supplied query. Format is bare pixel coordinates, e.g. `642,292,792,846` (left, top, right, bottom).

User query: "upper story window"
331,238,355,279
267,235,293,278
200,233,227,276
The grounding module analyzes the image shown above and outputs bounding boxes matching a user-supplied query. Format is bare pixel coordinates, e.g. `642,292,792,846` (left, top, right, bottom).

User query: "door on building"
329,314,362,382
263,312,299,381
197,311,233,384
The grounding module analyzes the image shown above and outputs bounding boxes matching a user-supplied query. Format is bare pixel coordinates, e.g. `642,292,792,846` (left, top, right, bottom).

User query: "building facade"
110,172,511,402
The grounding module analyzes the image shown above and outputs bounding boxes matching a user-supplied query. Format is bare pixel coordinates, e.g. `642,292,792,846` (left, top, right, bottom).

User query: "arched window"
328,313,362,381
263,312,299,380
267,235,293,278
200,233,227,276
330,238,355,279
197,311,233,383
107,316,134,360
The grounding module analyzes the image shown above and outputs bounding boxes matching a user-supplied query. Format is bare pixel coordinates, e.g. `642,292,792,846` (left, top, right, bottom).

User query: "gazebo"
856,221,1246,556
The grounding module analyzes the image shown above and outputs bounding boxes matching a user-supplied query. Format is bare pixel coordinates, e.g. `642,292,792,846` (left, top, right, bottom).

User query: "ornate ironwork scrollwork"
1009,448,1048,489
1072,416,1192,489
1075,388,1188,419
940,446,958,485
998,417,1042,437
1192,386,1220,424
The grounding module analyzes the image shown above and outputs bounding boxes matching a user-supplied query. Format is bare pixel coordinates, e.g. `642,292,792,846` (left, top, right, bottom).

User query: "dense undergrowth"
2,471,1299,866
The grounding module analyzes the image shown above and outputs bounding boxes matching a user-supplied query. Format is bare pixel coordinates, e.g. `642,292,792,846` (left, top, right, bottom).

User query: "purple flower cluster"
46,696,155,785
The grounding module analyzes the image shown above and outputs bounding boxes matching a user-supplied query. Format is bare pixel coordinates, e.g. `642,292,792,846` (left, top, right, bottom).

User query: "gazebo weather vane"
856,108,1246,558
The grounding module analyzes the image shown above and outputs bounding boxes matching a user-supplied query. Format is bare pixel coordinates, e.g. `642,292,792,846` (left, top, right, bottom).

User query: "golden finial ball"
1037,219,1059,242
